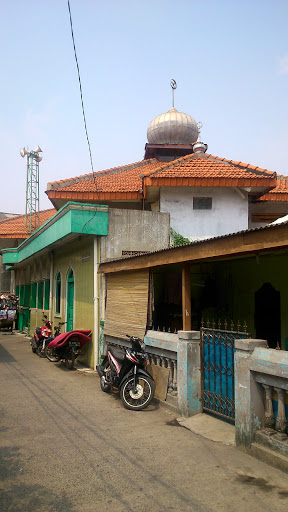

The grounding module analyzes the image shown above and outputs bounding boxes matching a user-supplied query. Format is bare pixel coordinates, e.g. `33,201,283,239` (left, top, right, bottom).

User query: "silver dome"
147,107,199,145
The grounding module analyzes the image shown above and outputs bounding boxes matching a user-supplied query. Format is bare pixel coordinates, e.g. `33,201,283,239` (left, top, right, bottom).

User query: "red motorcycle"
30,315,52,357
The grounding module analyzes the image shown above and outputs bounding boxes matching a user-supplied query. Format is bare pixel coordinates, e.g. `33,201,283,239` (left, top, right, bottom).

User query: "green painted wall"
14,236,96,365
30,309,49,336
52,236,95,366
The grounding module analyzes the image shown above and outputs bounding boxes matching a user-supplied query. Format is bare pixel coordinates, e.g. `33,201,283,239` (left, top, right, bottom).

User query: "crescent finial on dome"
147,79,199,145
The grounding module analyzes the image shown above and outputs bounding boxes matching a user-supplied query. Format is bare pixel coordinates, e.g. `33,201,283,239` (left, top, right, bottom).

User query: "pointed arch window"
55,272,61,314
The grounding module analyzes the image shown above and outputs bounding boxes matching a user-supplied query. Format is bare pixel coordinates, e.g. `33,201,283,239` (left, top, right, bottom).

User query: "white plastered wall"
160,187,249,240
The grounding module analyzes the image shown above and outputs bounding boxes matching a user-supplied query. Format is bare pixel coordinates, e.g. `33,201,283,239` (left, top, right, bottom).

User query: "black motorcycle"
96,335,155,410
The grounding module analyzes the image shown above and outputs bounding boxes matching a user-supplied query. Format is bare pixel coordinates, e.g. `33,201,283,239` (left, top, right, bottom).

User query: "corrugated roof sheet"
99,215,288,266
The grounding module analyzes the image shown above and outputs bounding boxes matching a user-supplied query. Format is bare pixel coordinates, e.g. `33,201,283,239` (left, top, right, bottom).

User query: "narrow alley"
1,333,287,512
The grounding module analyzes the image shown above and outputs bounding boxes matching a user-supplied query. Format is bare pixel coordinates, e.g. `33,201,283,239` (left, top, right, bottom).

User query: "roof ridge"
47,159,158,190
0,208,56,226
0,214,23,225
146,152,274,178
143,152,197,177
206,154,276,176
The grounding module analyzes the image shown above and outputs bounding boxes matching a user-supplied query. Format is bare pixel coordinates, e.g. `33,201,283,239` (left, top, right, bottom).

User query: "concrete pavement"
1,333,288,512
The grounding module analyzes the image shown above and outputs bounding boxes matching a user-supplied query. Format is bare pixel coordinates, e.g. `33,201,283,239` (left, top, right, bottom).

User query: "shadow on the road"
54,361,77,372
98,386,160,413
3,342,206,512
0,445,77,511
0,446,21,480
1,482,77,512
0,343,17,363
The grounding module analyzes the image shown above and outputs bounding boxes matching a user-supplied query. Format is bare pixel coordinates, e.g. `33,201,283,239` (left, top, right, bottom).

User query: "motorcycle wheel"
120,375,155,411
37,345,46,358
31,337,37,353
100,361,112,393
45,345,61,362
65,351,76,369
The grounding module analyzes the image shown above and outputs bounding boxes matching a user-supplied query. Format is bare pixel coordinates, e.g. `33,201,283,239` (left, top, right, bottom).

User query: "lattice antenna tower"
20,146,43,232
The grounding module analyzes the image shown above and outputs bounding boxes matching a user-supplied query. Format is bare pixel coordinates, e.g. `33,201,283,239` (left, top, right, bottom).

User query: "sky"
1,0,288,214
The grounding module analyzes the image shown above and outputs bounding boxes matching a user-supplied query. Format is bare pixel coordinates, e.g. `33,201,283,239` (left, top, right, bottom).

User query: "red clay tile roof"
146,154,275,178
59,161,161,193
47,160,163,201
258,175,288,201
0,209,56,239
48,160,161,191
46,153,277,201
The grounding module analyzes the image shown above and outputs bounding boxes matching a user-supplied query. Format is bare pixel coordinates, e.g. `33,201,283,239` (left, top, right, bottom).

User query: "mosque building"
2,83,288,359
46,83,288,241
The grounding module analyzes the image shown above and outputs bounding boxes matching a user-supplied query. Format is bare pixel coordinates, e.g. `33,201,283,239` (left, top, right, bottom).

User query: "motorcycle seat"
108,345,126,362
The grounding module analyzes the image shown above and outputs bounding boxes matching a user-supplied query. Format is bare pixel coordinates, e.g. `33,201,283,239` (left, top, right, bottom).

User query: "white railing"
146,352,177,394
255,379,288,438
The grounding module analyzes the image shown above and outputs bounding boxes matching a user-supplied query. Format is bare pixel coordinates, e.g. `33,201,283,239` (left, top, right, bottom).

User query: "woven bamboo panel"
104,270,149,339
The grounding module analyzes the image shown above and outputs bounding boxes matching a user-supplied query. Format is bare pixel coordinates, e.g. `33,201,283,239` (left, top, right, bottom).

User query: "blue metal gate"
201,321,249,422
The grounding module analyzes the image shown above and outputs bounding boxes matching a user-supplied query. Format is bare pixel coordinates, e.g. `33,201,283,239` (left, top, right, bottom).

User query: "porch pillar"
177,330,202,418
182,263,191,331
93,236,100,370
49,251,53,322
234,338,268,447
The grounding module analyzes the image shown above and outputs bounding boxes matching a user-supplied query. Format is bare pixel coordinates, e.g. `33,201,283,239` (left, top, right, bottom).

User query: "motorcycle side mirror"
43,315,47,319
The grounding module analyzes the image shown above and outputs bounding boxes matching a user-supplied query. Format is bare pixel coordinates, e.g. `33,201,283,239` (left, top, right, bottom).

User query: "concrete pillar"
235,338,268,447
177,330,202,418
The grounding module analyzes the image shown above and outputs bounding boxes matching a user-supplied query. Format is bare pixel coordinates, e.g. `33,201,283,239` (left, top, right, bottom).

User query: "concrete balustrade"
235,339,288,450
105,330,288,457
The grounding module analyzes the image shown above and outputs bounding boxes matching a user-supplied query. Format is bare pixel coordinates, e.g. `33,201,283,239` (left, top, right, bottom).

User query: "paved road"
1,333,288,512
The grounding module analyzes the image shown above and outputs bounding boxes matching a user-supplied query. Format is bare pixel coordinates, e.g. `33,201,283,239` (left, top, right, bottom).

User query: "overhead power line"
67,0,95,179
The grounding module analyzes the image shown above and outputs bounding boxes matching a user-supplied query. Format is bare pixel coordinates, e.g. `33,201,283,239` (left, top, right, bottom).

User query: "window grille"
193,197,212,210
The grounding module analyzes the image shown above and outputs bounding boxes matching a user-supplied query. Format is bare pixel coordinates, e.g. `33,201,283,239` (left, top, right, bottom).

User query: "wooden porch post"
182,263,191,331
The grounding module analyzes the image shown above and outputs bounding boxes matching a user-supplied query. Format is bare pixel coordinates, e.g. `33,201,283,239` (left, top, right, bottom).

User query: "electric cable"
67,1,100,233
67,0,95,182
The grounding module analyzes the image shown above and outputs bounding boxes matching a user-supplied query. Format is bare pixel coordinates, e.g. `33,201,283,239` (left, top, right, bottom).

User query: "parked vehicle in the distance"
96,335,155,410
45,330,91,368
36,321,66,359
30,315,52,357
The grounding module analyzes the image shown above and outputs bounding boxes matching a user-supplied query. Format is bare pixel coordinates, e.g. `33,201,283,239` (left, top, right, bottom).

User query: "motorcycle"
96,335,155,411
37,321,66,359
31,315,52,357
45,329,91,368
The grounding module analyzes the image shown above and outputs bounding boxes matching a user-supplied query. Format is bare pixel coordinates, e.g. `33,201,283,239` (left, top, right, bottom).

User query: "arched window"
55,272,61,314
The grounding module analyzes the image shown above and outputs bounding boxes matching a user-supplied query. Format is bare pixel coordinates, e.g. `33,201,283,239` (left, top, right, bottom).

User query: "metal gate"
201,321,250,422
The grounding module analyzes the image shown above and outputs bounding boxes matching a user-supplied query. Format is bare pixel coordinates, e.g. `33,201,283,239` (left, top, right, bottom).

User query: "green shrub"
170,228,190,247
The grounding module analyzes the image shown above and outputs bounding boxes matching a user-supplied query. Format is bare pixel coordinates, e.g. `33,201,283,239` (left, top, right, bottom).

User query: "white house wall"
160,187,248,240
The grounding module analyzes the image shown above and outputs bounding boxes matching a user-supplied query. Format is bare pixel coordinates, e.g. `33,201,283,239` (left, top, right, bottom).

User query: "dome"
147,107,199,145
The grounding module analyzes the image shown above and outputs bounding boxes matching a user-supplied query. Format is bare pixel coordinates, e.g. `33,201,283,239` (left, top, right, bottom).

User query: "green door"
67,270,74,331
